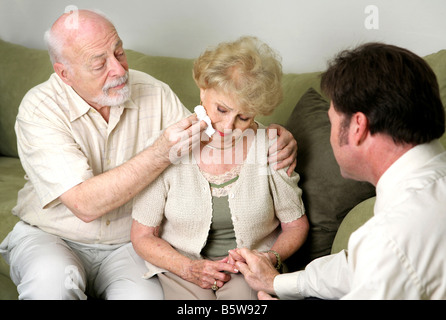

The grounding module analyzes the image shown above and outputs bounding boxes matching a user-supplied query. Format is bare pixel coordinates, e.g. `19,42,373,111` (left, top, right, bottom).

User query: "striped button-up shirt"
13,69,189,244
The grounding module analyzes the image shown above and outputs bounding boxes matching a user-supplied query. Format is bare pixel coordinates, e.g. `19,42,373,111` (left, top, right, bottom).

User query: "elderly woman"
131,36,309,300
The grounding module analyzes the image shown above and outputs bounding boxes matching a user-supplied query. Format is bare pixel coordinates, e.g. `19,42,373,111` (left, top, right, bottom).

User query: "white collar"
375,139,445,213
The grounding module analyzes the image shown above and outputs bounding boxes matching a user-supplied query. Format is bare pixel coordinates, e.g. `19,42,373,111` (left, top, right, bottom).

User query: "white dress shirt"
275,140,446,299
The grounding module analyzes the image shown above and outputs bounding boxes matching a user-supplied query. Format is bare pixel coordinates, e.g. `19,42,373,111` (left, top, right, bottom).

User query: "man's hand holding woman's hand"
228,248,280,299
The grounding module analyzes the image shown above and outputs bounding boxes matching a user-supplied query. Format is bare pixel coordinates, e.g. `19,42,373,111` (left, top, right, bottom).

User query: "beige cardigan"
132,130,305,277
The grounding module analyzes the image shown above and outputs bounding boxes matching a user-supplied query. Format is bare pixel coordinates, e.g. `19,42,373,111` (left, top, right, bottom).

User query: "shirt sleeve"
274,250,352,300
275,216,426,300
132,170,167,227
268,167,305,223
266,131,304,224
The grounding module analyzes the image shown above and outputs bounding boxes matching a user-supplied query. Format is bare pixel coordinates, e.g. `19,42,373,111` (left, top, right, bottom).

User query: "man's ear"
351,112,370,145
53,62,73,86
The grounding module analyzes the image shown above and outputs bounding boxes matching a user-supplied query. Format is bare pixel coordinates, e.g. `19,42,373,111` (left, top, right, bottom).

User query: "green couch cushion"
0,274,17,300
424,50,446,107
424,50,446,149
285,88,376,266
331,197,375,254
0,40,53,157
0,157,24,223
257,72,323,127
0,156,23,300
126,49,200,112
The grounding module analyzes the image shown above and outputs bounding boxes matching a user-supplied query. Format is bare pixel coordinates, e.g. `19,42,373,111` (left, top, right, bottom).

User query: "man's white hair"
44,28,66,65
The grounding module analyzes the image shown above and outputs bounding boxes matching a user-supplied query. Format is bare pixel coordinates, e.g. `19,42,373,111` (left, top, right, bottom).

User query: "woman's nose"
222,117,235,131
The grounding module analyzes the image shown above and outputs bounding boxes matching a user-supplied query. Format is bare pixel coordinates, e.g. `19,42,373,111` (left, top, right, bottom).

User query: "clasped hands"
185,248,279,299
229,248,280,299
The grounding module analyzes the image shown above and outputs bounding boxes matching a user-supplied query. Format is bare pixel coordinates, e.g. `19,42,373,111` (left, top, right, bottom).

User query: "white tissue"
194,105,216,137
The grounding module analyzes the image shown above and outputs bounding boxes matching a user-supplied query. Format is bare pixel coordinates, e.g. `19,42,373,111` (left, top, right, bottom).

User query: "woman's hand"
183,258,238,289
229,248,279,294
228,249,276,267
132,220,239,290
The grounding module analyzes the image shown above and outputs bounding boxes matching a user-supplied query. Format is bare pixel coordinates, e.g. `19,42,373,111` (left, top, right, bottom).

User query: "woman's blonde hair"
193,36,283,116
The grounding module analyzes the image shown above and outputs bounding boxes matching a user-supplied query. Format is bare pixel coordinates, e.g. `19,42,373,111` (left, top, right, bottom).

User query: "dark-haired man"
231,43,446,299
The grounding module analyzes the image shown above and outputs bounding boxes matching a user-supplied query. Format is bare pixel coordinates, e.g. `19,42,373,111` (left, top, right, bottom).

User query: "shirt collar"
375,139,445,213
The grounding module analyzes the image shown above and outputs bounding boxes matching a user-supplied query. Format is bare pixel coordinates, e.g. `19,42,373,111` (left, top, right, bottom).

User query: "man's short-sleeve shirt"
13,69,190,244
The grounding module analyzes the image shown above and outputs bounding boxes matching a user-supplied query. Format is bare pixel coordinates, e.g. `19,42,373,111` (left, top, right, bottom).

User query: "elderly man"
0,10,297,300
230,43,446,300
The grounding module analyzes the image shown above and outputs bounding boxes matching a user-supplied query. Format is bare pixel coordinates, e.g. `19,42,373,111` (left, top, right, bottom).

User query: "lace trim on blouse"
199,165,242,197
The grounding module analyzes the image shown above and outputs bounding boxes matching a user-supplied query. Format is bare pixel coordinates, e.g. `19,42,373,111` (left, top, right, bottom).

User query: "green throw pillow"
285,88,375,270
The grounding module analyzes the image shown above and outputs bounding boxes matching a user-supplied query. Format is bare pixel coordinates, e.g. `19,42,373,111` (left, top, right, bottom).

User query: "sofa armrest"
331,197,375,254
0,257,17,299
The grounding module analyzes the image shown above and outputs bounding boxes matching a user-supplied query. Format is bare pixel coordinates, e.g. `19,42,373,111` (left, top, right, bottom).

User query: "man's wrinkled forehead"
88,38,123,63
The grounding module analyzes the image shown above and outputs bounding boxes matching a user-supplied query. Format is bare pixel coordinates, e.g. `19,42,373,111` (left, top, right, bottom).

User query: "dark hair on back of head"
321,42,445,145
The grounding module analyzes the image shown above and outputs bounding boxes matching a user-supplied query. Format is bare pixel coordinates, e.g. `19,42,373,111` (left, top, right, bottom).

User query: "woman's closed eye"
238,115,250,122
217,106,227,114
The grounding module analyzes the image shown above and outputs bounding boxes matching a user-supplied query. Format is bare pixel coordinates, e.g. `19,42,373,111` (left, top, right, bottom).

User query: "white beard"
92,71,131,107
